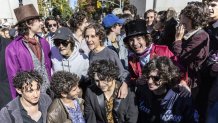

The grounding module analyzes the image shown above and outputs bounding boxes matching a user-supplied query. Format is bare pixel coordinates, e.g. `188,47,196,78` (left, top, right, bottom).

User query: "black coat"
0,36,12,109
136,84,198,123
84,84,138,123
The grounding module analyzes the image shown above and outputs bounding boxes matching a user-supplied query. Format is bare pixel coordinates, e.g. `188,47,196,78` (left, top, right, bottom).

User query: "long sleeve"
126,89,138,123
5,46,20,99
84,88,97,123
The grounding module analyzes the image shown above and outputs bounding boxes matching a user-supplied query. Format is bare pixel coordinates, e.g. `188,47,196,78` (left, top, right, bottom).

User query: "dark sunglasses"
48,24,57,28
54,40,70,47
146,75,160,82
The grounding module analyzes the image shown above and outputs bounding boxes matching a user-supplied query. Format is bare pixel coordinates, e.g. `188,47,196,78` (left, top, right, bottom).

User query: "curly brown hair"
13,70,42,91
142,56,181,87
69,10,87,32
88,60,119,82
83,23,106,46
51,71,80,98
180,2,210,29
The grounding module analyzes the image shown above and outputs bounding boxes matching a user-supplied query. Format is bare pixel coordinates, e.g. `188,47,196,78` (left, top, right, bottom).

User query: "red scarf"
24,35,42,62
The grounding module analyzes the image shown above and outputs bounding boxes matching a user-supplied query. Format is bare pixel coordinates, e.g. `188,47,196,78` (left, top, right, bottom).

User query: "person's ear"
61,93,67,98
16,88,22,95
26,21,31,28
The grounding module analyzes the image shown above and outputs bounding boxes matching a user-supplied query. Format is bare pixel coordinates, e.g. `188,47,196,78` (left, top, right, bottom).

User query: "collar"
212,21,218,28
183,28,202,40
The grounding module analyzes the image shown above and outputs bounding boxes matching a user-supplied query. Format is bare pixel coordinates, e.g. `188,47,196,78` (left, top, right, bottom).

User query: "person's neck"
74,30,83,42
107,32,117,42
20,97,39,111
61,98,75,109
64,52,73,59
153,86,167,96
28,31,36,39
104,80,116,101
93,46,105,53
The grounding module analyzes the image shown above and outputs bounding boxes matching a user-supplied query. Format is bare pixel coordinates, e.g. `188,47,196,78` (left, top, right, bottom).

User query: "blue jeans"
206,102,218,123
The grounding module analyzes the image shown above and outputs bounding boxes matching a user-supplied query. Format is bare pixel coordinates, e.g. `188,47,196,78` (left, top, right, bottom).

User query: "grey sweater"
89,47,130,83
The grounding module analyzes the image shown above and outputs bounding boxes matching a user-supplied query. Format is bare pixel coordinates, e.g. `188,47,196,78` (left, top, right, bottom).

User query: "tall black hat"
123,19,148,43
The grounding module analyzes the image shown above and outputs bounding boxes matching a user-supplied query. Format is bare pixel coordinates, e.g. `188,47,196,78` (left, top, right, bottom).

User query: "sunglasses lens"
54,40,69,47
48,24,57,28
62,42,69,47
147,75,160,82
54,40,61,47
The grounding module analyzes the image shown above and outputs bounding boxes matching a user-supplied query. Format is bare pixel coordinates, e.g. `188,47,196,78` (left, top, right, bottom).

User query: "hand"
117,82,128,99
175,24,185,41
178,80,191,97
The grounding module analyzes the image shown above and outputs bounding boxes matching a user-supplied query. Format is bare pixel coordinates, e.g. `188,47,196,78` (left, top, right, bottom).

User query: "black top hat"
123,19,148,43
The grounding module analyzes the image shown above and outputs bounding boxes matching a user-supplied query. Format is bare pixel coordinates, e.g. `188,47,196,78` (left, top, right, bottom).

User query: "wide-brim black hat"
123,19,148,43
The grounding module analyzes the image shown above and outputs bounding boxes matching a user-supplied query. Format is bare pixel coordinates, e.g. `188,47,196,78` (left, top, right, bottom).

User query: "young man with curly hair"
69,10,90,56
0,71,52,123
47,71,85,123
136,56,198,123
84,23,129,99
84,60,138,123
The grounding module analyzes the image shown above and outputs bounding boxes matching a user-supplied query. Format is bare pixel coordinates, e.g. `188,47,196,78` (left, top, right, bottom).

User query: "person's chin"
101,88,108,92
60,51,67,56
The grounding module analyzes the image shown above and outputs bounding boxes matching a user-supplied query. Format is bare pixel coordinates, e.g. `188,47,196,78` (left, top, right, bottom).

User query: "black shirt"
18,97,43,123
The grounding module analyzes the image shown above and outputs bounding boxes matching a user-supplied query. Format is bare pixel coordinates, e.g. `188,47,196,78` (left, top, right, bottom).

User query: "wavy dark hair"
144,9,157,20
142,56,181,87
69,10,87,32
51,71,80,98
123,4,137,18
13,70,42,91
180,2,210,29
83,23,106,46
17,17,41,36
45,16,58,28
88,60,119,82
124,34,153,52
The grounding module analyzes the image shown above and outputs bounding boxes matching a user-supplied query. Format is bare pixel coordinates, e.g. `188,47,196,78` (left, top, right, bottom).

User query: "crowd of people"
0,0,218,123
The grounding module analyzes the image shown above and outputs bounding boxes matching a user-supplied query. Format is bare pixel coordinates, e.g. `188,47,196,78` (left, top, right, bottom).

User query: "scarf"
138,43,153,67
24,35,42,62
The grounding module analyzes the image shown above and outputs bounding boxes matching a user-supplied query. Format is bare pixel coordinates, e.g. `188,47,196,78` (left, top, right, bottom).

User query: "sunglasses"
48,24,57,28
54,40,70,47
146,75,160,82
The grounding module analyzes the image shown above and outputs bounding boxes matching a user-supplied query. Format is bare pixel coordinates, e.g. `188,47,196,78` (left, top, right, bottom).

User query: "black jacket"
136,84,198,123
0,36,12,108
84,84,138,123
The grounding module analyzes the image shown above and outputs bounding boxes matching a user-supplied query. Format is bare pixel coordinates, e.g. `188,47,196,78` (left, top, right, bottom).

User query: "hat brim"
123,32,148,43
14,15,42,26
53,36,68,41
117,19,125,25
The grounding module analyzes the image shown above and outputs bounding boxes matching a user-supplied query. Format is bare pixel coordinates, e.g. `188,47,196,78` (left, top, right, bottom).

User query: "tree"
51,0,72,20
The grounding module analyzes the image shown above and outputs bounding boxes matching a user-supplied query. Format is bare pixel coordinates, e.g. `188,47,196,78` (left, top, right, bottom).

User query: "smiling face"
128,35,147,54
85,28,102,52
147,70,161,91
209,1,218,21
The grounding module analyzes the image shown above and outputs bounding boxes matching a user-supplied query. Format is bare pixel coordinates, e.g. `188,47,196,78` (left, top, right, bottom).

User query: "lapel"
96,93,107,120
113,98,122,122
